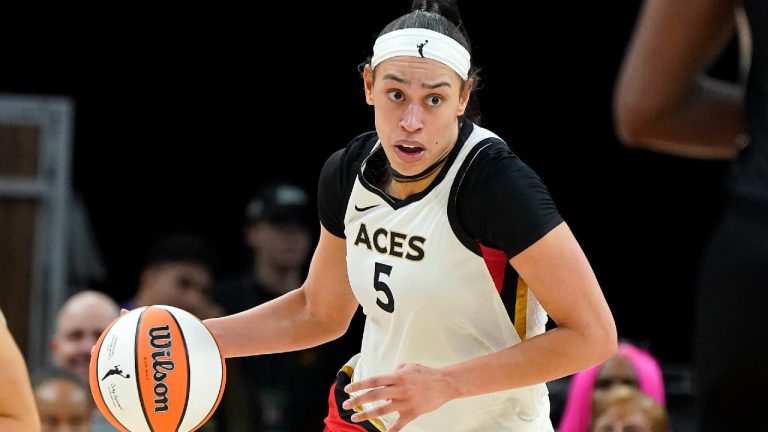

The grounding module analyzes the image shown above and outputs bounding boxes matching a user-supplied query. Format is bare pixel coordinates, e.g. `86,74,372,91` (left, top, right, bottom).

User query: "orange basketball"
89,305,226,432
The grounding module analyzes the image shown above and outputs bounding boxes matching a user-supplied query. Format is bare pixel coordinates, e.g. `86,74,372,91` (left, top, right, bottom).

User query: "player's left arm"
0,309,41,432
478,221,617,388
344,222,616,431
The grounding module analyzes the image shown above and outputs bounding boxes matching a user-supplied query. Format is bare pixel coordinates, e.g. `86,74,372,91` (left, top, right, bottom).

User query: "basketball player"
0,307,41,432
614,0,767,430
204,1,617,430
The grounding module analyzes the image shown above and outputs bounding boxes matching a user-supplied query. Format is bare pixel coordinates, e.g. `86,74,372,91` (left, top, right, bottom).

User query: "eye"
387,90,404,102
426,94,443,106
178,276,196,290
621,378,639,387
594,379,611,389
67,329,85,341
41,416,58,426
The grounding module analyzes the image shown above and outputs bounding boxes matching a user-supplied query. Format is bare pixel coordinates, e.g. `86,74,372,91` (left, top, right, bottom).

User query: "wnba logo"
149,325,175,413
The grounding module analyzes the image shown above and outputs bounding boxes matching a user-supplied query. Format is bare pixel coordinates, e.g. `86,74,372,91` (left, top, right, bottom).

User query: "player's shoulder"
321,130,377,182
318,130,378,235
464,126,521,170
464,122,507,149
461,125,547,191
328,130,378,167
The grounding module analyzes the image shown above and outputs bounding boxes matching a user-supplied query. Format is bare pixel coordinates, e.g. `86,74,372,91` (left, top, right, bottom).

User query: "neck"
389,147,451,183
386,143,454,199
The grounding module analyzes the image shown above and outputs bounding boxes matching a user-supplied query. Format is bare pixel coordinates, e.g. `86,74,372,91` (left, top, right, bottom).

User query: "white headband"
371,28,471,80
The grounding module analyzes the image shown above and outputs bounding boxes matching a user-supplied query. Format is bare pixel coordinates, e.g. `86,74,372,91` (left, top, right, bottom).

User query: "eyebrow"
381,73,452,90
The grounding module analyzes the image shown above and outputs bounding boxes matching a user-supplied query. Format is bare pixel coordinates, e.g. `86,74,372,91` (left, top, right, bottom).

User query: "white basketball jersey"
342,125,554,431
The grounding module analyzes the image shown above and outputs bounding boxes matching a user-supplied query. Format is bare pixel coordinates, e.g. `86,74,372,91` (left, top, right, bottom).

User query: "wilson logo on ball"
147,324,175,413
90,305,225,432
136,311,189,428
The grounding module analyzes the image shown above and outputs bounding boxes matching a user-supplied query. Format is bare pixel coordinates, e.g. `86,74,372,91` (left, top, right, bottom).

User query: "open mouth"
396,145,424,154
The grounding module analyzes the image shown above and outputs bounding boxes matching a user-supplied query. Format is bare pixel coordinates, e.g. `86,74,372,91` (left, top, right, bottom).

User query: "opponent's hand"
342,363,458,432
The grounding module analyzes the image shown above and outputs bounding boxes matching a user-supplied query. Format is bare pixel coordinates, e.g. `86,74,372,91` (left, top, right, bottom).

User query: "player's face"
364,56,471,178
35,379,93,432
51,300,118,383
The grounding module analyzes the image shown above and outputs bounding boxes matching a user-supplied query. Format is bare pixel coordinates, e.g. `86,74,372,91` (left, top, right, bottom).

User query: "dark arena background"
0,2,742,431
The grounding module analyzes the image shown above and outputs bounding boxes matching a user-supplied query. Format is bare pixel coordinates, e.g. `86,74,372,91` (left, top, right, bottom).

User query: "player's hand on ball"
342,363,458,432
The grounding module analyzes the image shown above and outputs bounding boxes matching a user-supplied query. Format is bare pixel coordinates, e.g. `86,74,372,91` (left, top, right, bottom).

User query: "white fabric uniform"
342,124,554,432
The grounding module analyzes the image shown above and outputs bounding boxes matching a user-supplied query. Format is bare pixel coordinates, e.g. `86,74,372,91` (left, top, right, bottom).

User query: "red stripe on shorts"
324,369,384,432
324,381,370,432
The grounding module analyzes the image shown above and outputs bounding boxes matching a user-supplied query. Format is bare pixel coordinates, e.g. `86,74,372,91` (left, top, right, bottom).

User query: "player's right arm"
0,309,41,432
204,226,359,358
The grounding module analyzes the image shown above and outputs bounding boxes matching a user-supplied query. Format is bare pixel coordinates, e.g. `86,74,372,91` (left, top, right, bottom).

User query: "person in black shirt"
215,182,363,432
614,1,767,430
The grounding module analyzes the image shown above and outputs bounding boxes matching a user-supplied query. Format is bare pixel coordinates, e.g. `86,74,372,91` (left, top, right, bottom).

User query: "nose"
399,102,424,132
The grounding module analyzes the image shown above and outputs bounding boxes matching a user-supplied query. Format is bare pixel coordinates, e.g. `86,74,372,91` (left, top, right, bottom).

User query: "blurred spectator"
32,367,94,432
123,233,224,319
0,307,40,432
590,385,669,432
558,342,666,432
123,233,246,432
216,182,315,313
50,290,119,384
213,181,363,432
49,290,119,432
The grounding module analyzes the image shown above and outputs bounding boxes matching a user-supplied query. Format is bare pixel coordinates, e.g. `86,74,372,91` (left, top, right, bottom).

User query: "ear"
363,64,375,106
456,78,474,117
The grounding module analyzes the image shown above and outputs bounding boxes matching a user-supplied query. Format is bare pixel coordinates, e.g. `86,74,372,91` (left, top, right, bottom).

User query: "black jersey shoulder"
318,131,379,238
449,138,564,258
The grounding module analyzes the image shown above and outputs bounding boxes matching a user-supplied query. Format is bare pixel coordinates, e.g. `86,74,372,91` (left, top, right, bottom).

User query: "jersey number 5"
374,262,395,313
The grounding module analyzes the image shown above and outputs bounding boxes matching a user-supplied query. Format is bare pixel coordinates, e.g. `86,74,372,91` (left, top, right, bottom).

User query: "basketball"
89,305,226,432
